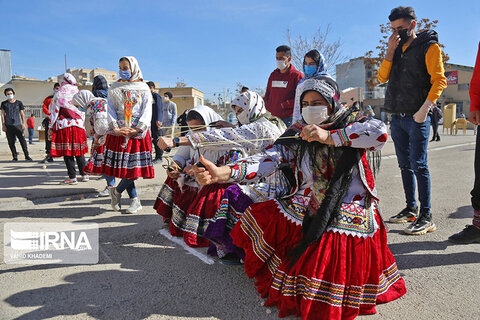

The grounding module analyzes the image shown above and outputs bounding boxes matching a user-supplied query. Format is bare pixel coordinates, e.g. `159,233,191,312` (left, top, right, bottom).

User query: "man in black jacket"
377,6,447,235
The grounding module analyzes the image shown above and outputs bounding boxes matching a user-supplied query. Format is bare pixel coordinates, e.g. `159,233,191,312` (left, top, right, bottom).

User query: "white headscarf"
231,91,266,124
188,105,223,131
119,56,143,82
72,90,95,110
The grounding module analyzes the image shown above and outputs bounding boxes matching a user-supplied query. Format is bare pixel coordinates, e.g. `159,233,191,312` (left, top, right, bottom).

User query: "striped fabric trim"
183,213,212,236
473,210,480,228
51,141,88,151
157,183,174,207
240,208,275,263
276,198,306,225
332,128,352,147
271,262,402,309
103,150,152,169
171,204,188,231
230,162,248,182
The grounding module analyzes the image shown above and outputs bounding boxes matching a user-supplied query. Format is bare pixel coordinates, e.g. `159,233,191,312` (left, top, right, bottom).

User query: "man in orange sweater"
449,42,480,244
378,6,447,235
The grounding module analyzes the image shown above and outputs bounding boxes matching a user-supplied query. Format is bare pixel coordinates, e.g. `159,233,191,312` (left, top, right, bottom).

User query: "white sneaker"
97,187,111,197
81,175,90,182
125,198,142,214
108,187,121,211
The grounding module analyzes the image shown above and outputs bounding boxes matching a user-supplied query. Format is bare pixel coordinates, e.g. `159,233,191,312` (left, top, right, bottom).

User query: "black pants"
151,125,163,160
6,125,29,159
471,131,480,210
42,117,51,155
64,156,86,179
431,120,440,140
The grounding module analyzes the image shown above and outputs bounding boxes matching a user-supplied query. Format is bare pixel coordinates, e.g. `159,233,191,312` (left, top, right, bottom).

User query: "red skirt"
101,133,154,179
84,144,104,174
50,126,88,157
182,183,232,248
153,177,198,237
231,200,407,320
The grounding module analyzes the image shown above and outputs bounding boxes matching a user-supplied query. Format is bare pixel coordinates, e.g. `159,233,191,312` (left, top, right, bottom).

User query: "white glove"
413,100,434,123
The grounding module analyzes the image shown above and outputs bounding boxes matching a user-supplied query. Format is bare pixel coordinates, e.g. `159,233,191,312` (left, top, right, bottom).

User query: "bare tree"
286,25,349,76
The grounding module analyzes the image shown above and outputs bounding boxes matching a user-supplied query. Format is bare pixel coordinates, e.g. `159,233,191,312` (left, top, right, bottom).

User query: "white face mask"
276,60,287,70
236,109,250,125
301,105,329,125
164,96,169,101
6,94,14,100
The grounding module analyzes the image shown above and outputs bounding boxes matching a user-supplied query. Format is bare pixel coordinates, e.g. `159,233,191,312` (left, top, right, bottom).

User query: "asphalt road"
0,131,479,320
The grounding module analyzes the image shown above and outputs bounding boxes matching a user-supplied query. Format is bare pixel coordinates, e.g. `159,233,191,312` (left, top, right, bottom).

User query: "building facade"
440,63,474,117
64,68,117,86
0,49,12,85
154,87,205,116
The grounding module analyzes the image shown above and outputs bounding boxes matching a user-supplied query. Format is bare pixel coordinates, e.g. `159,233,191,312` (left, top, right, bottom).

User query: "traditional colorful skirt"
101,133,154,179
153,177,198,237
182,183,232,248
204,184,254,258
231,199,407,320
50,126,88,157
84,144,104,174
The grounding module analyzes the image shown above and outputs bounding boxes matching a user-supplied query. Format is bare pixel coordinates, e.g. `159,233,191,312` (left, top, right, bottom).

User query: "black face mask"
398,27,411,46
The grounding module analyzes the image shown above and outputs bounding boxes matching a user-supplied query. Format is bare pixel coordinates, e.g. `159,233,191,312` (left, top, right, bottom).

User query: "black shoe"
404,213,436,235
47,157,54,162
25,156,33,161
219,253,242,265
430,138,435,142
448,225,480,244
389,206,418,223
12,158,18,162
436,136,440,141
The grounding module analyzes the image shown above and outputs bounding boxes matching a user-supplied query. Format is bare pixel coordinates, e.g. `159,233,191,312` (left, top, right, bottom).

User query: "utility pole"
223,88,226,109
64,54,67,72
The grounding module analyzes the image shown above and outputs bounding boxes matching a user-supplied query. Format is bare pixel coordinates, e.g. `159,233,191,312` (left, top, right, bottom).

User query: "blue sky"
2,0,479,100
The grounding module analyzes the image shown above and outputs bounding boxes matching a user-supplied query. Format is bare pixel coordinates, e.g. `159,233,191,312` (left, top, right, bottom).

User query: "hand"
385,32,400,61
48,128,53,140
183,165,195,177
156,121,162,129
126,127,140,138
2,124,5,132
113,127,129,137
469,111,480,125
157,137,174,150
413,100,434,123
192,155,231,186
300,124,330,144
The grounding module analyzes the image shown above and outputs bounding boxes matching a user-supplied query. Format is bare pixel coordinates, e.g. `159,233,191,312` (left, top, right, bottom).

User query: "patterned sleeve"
132,91,152,132
187,121,275,153
172,146,191,168
107,96,119,131
330,118,388,151
228,144,290,183
93,101,109,137
48,95,60,128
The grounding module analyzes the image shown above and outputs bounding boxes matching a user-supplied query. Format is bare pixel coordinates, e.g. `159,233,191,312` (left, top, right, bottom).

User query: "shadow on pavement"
448,205,474,219
3,214,275,320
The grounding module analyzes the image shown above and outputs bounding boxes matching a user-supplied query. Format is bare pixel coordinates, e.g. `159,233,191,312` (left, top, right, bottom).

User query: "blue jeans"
116,179,137,199
28,128,34,143
105,175,115,187
281,116,293,127
390,115,431,215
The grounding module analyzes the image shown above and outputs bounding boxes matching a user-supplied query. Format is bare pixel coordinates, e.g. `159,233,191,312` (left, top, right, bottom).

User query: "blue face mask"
304,65,317,76
119,70,131,80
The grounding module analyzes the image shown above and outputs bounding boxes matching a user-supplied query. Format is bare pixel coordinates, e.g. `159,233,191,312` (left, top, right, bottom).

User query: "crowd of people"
1,5,480,319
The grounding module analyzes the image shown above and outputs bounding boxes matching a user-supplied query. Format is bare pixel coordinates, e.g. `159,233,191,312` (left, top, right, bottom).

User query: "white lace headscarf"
292,78,339,124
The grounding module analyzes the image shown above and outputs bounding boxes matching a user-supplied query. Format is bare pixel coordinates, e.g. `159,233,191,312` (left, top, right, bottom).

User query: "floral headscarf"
231,91,266,124
58,73,77,86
